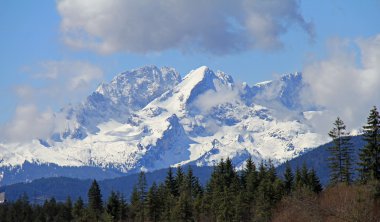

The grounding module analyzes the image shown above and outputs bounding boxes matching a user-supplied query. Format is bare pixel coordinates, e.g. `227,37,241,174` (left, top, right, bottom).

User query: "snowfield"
0,65,329,181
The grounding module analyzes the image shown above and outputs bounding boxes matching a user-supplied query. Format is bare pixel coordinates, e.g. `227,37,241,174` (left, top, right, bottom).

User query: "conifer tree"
243,157,258,219
224,158,236,187
62,196,73,221
185,166,203,198
118,193,129,221
133,171,147,222
284,161,294,194
130,186,141,221
165,167,176,196
359,106,380,182
328,117,353,184
267,160,277,182
295,166,302,189
44,198,59,221
172,192,193,222
146,182,160,222
241,156,255,186
175,166,185,196
106,191,120,222
73,197,84,220
255,176,275,221
301,163,309,186
87,180,103,220
308,168,323,193
258,161,267,181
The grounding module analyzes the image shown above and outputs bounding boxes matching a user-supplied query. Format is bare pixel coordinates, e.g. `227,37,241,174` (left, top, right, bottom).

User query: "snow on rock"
53,65,181,140
0,65,329,181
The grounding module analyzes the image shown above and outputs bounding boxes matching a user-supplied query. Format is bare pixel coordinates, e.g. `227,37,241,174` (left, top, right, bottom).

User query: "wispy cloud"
0,105,64,142
34,60,103,93
57,0,314,55
193,88,240,114
302,34,380,132
0,60,103,142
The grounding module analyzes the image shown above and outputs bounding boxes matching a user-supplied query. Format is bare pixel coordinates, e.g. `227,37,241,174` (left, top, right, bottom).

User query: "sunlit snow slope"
0,66,328,184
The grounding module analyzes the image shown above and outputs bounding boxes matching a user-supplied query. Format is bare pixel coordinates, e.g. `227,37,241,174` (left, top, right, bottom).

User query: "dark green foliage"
359,106,380,182
73,197,84,220
106,191,121,222
308,168,323,193
8,105,380,221
165,167,176,196
62,196,73,221
184,166,203,198
0,159,324,222
284,161,294,194
294,163,323,194
87,179,103,220
174,166,185,196
130,171,147,222
328,117,354,184
172,191,193,221
146,182,160,222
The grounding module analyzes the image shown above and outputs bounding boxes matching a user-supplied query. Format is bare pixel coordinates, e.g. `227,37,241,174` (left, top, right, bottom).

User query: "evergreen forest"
1,107,380,222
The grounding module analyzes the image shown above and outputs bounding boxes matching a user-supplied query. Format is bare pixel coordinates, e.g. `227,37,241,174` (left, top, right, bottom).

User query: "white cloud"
57,0,313,54
36,60,103,92
18,60,104,108
193,88,240,114
302,34,380,133
0,60,103,142
0,105,62,142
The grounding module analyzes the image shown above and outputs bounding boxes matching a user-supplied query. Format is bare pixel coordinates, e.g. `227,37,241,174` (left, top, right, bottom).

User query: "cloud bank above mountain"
0,60,103,142
302,34,380,132
57,0,314,54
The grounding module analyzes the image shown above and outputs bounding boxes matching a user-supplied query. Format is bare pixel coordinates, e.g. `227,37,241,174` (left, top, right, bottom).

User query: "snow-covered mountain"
0,65,329,185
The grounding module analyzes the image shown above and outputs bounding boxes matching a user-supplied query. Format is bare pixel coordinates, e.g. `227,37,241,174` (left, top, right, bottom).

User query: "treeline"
0,159,321,222
1,106,380,221
273,106,380,221
327,106,380,184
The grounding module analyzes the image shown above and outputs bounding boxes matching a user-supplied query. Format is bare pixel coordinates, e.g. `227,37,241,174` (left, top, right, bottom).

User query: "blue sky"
0,0,379,125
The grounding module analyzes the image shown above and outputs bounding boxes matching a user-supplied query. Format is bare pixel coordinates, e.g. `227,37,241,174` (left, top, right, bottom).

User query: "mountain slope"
0,66,328,185
3,135,365,203
276,136,364,185
0,166,214,203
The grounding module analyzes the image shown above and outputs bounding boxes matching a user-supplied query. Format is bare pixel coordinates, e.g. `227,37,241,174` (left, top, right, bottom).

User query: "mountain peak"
60,65,182,138
0,65,328,186
183,66,212,81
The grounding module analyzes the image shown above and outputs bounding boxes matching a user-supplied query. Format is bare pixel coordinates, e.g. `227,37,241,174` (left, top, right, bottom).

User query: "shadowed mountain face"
0,65,328,185
2,135,365,203
0,166,214,204
276,136,364,185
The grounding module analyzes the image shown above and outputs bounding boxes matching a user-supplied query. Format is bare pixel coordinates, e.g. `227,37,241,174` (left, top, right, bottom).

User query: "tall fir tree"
172,192,193,222
301,163,309,186
308,168,323,193
243,157,258,220
72,197,84,220
62,196,73,221
165,167,176,196
328,117,353,184
130,186,141,221
175,166,185,197
87,180,103,220
137,171,147,221
146,182,160,222
359,106,380,182
106,191,120,222
284,161,294,194
295,166,302,189
185,166,203,198
118,193,129,221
